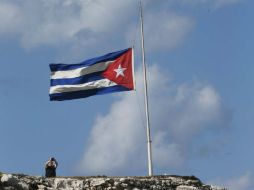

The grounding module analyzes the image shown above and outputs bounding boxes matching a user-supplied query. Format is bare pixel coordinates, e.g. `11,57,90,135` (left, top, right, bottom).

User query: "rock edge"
0,173,226,190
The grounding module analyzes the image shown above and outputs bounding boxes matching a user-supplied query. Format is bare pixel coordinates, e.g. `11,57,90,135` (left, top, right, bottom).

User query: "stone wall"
0,173,226,190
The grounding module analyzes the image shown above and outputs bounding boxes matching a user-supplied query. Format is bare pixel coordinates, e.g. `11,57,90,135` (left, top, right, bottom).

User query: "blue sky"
0,0,253,189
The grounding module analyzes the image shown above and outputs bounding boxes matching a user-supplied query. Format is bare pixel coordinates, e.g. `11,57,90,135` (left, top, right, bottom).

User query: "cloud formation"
214,0,243,7
180,0,243,8
0,0,192,54
0,0,136,48
77,65,231,175
210,172,253,190
127,11,194,52
0,0,243,54
0,1,22,35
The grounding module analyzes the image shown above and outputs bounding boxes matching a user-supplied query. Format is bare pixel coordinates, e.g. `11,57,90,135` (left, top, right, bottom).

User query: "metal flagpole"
139,0,153,176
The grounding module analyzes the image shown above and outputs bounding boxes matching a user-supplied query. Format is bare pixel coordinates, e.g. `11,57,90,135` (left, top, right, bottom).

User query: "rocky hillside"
0,173,226,190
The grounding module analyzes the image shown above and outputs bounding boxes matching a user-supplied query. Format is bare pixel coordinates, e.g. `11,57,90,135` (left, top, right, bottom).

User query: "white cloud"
180,0,243,8
0,0,194,54
0,0,137,49
0,0,242,53
210,172,253,190
77,65,231,175
213,0,243,8
0,1,23,35
134,12,194,52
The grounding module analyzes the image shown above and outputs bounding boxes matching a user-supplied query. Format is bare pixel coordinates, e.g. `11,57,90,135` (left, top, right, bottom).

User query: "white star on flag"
114,64,127,78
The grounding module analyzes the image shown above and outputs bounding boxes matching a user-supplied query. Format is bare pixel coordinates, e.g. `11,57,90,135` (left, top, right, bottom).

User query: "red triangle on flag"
102,48,134,90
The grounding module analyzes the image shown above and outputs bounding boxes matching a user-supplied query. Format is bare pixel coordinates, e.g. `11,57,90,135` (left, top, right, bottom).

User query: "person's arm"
45,161,49,168
54,160,58,168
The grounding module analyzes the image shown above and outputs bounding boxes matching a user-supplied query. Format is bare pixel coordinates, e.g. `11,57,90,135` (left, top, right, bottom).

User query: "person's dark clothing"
45,165,56,177
45,158,58,177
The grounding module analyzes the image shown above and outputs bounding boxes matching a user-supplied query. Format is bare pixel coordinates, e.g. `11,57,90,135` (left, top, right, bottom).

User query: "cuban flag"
49,48,135,101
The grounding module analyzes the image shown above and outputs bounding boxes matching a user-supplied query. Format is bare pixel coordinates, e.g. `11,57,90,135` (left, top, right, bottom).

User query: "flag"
49,48,135,101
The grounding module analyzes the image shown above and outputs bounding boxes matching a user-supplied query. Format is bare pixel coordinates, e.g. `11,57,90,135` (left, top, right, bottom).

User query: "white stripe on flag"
49,78,117,94
51,61,114,79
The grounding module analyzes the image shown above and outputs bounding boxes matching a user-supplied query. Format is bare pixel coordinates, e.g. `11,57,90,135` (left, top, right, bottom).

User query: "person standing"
45,157,58,177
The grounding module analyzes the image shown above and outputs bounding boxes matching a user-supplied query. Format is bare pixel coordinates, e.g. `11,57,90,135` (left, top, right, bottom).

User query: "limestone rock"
0,173,226,190
176,185,198,190
90,178,106,186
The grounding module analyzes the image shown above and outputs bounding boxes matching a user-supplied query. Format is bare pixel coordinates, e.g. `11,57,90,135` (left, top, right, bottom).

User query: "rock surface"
0,173,226,190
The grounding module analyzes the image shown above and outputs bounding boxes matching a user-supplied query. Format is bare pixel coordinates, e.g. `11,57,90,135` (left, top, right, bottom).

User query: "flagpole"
139,0,153,176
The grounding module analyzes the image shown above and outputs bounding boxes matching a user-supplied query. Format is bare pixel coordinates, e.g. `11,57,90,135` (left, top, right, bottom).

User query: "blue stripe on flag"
50,72,104,86
49,85,130,101
50,48,130,72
